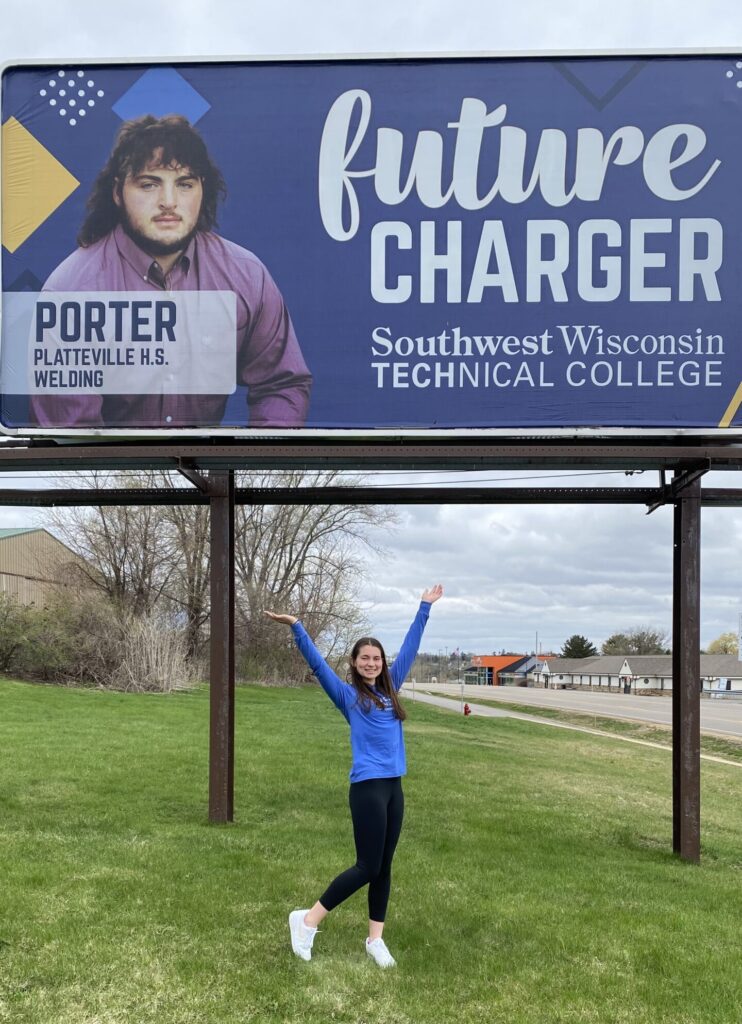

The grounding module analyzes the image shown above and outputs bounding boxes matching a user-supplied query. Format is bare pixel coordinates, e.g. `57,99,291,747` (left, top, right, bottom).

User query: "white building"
534,654,742,696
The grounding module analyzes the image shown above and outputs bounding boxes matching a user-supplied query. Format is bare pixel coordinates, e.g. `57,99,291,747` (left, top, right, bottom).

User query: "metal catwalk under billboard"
2,56,742,434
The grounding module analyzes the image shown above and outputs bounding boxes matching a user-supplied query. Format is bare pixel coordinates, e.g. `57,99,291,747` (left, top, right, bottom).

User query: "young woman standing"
265,583,443,968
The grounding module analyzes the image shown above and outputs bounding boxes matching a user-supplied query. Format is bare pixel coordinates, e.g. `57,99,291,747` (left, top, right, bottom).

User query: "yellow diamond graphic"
2,117,80,253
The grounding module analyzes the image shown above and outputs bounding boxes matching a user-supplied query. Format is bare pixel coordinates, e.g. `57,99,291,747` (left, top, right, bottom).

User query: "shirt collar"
113,223,195,285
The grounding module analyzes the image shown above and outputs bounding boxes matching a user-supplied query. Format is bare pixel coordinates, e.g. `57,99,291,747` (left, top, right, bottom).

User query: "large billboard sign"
2,55,742,435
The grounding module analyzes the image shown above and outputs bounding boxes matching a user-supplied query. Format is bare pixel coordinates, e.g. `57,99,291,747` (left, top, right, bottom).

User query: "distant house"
534,654,742,696
0,528,91,606
463,654,546,685
464,653,559,686
500,654,557,686
465,654,523,686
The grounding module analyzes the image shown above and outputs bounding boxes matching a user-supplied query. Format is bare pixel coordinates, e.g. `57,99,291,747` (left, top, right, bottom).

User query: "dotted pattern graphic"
38,69,105,127
724,61,742,88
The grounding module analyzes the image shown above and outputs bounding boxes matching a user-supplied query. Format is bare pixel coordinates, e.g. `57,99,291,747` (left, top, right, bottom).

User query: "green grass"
458,695,742,764
1,678,741,1024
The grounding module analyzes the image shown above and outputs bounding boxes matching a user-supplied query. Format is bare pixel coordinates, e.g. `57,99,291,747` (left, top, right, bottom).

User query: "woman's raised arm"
264,610,348,711
264,611,298,626
390,584,444,689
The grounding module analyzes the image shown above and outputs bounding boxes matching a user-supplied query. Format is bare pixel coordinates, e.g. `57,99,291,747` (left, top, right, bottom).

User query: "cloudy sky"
1,0,741,654
2,0,742,57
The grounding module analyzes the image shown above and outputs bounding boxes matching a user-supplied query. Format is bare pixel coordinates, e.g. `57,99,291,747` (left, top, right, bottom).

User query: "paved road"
410,682,742,739
406,691,742,767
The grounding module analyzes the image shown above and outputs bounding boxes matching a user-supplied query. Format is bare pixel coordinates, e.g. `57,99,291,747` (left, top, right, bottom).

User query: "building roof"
696,654,742,677
498,655,544,676
0,527,87,563
540,654,742,678
469,654,526,672
542,656,605,674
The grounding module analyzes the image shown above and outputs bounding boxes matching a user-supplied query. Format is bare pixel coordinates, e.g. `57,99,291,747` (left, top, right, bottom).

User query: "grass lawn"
1,678,741,1024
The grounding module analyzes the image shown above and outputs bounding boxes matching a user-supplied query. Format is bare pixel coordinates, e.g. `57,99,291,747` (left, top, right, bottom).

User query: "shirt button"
165,415,173,423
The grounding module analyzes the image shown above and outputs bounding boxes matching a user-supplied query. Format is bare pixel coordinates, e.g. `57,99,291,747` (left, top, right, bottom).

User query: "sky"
1,0,741,655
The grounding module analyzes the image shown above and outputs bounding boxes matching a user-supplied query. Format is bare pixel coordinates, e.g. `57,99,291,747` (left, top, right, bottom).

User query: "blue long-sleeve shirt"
291,601,431,782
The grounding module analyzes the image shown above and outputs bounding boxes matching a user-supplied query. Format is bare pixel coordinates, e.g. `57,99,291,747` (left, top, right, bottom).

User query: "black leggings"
319,777,404,923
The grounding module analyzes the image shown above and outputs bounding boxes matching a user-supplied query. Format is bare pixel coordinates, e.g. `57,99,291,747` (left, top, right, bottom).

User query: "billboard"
2,54,742,436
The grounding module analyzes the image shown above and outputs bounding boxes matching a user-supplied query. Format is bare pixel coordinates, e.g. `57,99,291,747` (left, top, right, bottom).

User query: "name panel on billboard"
2,291,236,395
1,55,741,434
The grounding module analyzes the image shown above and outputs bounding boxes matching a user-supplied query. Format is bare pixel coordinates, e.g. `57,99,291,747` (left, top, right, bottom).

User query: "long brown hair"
78,114,227,247
347,637,407,721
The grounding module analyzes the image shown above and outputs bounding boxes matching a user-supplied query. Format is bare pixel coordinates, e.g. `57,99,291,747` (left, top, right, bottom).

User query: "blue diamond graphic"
112,68,211,124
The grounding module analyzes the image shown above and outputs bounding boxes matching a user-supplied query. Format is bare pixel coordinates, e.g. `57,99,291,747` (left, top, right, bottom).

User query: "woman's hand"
421,583,444,604
264,611,298,626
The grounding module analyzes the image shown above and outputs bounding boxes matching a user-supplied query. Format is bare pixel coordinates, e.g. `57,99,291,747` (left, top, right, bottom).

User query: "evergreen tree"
560,634,598,658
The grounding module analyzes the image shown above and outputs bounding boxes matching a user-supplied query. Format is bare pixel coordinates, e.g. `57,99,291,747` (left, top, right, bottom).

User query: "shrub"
112,612,199,693
6,593,197,692
0,592,33,671
237,644,310,686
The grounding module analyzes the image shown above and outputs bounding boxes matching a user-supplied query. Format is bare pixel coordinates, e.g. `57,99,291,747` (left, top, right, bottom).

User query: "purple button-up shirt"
30,225,312,428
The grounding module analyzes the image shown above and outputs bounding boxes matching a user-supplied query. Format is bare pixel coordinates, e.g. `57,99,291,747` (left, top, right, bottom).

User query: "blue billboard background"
2,56,742,432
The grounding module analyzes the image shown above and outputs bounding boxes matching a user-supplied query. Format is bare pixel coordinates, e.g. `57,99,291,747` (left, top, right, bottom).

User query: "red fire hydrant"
463,703,471,716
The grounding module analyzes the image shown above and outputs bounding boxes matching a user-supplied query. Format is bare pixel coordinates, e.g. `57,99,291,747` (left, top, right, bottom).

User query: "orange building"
467,654,528,686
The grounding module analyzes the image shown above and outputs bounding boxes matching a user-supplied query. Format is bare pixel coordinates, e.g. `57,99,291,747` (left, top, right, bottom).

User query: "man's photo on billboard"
31,114,312,429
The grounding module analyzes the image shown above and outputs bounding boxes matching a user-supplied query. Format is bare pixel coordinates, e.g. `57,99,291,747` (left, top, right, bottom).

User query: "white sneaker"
365,937,396,968
289,909,317,961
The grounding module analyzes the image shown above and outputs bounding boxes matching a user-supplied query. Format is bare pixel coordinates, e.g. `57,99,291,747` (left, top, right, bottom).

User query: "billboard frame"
2,432,741,865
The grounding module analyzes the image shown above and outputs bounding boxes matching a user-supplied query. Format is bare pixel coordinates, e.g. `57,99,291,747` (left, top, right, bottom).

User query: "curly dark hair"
77,114,227,247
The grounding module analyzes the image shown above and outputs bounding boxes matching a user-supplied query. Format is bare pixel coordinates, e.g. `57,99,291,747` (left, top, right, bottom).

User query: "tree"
601,626,669,656
46,471,177,616
44,469,396,679
157,492,210,659
233,470,395,677
706,631,739,656
560,634,598,658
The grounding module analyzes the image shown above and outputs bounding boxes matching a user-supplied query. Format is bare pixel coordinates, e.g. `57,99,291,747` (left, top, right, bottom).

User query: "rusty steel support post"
209,470,235,823
672,473,701,863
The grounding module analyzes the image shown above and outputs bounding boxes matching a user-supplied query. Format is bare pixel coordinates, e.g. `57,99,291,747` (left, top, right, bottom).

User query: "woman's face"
352,644,384,683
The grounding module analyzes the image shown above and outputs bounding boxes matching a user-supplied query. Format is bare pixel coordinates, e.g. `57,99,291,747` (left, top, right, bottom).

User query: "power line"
357,469,647,487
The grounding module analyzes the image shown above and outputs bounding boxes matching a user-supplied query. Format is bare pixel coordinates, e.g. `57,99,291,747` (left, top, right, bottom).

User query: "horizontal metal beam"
697,488,742,507
0,487,207,506
1,485,741,507
0,439,741,472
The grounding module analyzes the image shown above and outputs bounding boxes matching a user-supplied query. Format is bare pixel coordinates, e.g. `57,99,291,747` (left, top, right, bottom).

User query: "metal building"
0,527,89,605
